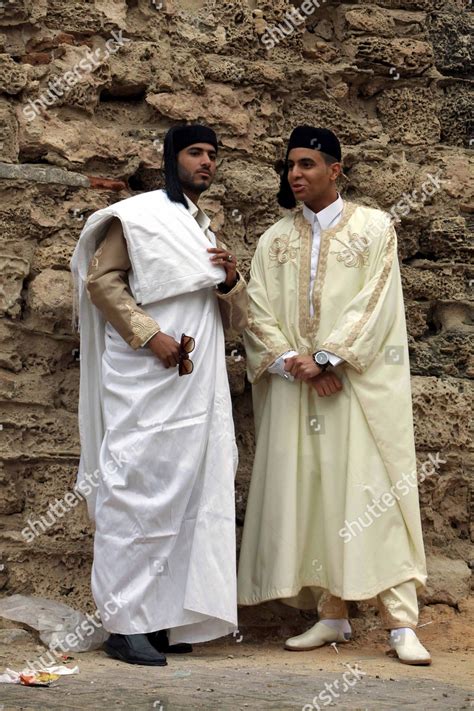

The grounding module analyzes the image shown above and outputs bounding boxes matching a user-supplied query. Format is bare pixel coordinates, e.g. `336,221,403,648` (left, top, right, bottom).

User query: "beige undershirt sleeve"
215,239,248,338
216,275,249,338
86,217,161,350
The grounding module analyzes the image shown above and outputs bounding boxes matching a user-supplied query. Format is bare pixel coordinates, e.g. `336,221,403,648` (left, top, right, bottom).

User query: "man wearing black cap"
70,124,247,666
237,126,430,665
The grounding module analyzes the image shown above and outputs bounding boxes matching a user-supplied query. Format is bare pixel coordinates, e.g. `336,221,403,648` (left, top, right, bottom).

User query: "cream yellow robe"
238,201,427,608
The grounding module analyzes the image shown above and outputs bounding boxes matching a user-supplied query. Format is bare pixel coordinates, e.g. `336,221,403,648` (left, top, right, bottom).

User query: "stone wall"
0,0,472,628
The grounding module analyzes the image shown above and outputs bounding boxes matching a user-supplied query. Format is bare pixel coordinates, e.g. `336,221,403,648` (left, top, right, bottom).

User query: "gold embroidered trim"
254,349,284,382
268,234,299,268
294,211,312,339
87,239,106,276
330,232,370,268
345,224,395,349
320,223,395,372
125,304,161,349
245,314,290,382
310,202,359,346
294,201,359,345
320,342,364,374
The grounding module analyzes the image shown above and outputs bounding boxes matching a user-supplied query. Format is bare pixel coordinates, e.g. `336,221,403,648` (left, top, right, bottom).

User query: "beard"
178,165,210,195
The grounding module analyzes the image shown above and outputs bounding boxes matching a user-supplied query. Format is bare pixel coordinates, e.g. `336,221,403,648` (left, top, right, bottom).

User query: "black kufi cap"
163,124,218,208
286,126,341,162
277,125,342,209
171,124,218,154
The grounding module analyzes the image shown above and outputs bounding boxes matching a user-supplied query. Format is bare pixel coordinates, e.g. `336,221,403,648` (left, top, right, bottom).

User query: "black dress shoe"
104,633,167,666
147,629,193,654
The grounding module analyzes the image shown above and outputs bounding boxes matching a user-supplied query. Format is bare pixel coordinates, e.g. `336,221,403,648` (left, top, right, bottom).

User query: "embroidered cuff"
140,327,161,348
125,304,161,350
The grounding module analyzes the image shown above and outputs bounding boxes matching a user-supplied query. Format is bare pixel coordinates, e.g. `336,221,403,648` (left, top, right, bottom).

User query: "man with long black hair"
238,125,430,666
71,124,247,666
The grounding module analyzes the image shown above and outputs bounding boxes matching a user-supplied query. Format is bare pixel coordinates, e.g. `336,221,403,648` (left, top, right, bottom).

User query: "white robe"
70,189,238,641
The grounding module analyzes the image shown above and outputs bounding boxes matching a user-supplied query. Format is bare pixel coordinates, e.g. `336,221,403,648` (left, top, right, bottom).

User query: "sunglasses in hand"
178,333,195,376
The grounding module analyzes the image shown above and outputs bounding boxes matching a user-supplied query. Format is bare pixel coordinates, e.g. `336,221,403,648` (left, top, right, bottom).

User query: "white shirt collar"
184,194,211,232
303,193,344,231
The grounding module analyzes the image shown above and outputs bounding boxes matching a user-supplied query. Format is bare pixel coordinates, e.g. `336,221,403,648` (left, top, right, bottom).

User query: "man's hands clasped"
284,354,343,398
284,355,320,381
310,370,343,397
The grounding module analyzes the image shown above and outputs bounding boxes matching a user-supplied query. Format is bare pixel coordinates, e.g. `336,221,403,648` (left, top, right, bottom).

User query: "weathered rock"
0,0,47,26
410,332,474,379
226,355,247,397
0,161,89,187
376,87,442,145
0,627,35,643
147,84,254,139
417,452,471,557
0,98,18,162
0,253,29,317
24,268,74,334
411,376,472,451
420,216,472,262
440,83,472,147
421,555,471,605
428,11,473,74
348,37,434,76
0,0,471,623
0,53,27,94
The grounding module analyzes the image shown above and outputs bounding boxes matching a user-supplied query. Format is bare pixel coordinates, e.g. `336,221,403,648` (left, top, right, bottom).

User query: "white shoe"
389,628,432,666
285,620,351,651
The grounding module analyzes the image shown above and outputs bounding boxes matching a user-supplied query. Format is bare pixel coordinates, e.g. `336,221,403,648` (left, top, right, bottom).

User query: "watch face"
315,352,329,366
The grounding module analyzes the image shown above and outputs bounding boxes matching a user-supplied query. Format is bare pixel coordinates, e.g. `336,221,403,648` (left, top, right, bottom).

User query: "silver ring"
227,254,233,262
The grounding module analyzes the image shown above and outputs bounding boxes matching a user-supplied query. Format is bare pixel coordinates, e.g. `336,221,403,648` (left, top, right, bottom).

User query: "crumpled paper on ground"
0,665,79,685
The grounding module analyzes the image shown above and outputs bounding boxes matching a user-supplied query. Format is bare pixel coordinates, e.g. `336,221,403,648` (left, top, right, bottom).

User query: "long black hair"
163,126,188,208
276,159,297,209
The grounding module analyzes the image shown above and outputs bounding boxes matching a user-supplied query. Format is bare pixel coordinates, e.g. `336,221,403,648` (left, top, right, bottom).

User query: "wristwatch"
312,351,330,370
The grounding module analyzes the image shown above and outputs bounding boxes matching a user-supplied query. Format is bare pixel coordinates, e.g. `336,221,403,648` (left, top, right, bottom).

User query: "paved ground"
1,637,473,711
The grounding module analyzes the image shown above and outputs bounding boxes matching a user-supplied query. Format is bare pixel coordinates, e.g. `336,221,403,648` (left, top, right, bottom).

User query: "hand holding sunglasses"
178,333,195,376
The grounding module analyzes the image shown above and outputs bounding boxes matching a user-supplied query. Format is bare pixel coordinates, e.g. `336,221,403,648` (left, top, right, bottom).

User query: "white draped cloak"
70,189,238,641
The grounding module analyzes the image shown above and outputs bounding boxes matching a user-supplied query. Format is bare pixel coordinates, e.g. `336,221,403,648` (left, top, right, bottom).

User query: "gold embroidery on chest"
330,233,370,268
294,213,312,339
294,202,359,344
269,234,299,267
